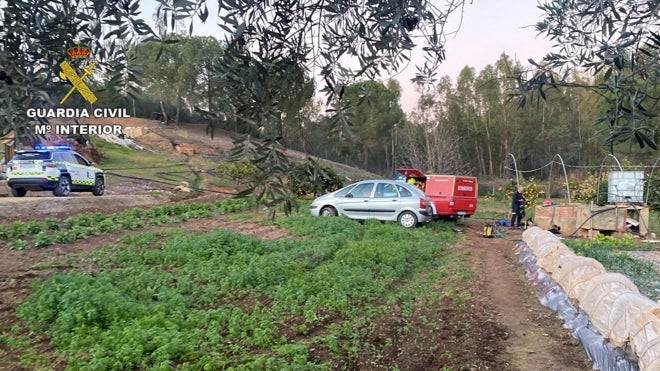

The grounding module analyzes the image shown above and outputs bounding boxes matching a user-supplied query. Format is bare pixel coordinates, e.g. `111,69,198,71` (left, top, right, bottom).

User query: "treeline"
105,36,660,179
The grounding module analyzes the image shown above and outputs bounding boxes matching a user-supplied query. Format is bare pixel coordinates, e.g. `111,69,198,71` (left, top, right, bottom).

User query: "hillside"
84,117,378,185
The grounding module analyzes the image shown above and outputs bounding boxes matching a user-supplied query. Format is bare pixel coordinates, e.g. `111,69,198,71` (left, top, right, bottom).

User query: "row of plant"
564,234,660,301
12,216,470,369
0,198,253,250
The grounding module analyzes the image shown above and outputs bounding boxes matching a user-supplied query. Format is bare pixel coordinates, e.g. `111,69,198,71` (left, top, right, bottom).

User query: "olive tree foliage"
513,0,660,153
154,0,471,213
0,0,470,213
0,0,160,142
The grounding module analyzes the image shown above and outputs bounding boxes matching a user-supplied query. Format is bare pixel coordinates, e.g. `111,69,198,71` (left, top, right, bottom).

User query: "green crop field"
5,212,472,370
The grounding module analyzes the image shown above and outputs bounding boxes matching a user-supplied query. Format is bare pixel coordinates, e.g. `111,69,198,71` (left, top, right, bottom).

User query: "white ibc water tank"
608,171,644,203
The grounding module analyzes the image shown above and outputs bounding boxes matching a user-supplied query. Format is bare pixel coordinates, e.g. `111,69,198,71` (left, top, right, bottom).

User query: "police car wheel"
92,177,105,196
10,187,27,197
53,176,71,197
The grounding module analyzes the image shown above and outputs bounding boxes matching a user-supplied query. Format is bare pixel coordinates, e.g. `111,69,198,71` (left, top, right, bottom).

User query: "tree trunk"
485,110,494,177
159,100,168,125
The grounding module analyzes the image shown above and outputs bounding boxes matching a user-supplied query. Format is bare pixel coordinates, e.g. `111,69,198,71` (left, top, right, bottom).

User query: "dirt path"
461,219,591,370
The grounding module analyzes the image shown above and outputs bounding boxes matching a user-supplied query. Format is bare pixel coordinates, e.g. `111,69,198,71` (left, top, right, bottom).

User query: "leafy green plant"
119,216,144,230
90,212,107,224
0,224,10,240
63,217,77,229
569,172,609,204
9,239,28,251
43,217,60,231
33,232,53,248
53,230,76,244
69,225,96,240
9,221,27,238
25,221,42,235
72,214,93,228
96,219,117,233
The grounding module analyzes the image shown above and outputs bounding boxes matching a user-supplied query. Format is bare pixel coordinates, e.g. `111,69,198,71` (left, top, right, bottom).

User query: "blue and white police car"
5,145,105,197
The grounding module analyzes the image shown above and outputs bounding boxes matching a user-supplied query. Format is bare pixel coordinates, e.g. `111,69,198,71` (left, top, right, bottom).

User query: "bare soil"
0,198,593,370
461,220,591,370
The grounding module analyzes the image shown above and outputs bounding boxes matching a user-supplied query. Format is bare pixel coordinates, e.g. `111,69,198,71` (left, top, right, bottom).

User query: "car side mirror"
346,194,354,198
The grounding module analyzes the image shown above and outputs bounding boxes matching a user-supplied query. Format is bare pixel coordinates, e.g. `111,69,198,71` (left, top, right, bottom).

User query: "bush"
570,172,608,203
504,178,545,212
288,161,344,197
216,159,259,186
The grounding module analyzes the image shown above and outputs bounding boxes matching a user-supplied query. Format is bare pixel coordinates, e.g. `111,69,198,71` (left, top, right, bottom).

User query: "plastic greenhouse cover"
517,240,639,371
521,227,660,371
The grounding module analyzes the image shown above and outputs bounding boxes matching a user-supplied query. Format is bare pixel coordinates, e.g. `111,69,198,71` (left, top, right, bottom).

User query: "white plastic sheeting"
630,309,660,371
521,227,660,371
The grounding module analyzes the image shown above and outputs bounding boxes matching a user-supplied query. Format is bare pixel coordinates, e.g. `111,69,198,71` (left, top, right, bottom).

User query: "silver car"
309,180,435,228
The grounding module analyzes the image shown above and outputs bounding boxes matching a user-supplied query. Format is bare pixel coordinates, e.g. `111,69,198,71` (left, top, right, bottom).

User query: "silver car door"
337,182,374,219
369,182,401,220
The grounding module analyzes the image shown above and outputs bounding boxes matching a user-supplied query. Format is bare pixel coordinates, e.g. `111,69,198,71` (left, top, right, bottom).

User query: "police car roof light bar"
33,144,72,151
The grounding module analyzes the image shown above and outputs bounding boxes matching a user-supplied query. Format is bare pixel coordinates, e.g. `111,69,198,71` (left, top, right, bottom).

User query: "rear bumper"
417,213,434,223
7,178,58,190
419,207,433,216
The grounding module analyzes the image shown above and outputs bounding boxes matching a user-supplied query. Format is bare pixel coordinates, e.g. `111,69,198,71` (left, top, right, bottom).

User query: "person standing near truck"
511,186,526,229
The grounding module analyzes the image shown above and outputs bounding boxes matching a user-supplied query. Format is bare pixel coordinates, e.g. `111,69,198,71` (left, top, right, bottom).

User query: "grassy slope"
91,138,201,188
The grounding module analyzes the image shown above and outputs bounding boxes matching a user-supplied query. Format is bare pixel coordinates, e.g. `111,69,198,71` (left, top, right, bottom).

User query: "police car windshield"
13,152,51,160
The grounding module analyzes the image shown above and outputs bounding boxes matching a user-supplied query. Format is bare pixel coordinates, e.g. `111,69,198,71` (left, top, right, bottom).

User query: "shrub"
570,172,608,203
504,178,545,212
216,159,259,186
287,160,344,197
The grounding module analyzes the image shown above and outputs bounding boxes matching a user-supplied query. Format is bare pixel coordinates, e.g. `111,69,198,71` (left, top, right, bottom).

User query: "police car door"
73,153,94,187
61,152,84,187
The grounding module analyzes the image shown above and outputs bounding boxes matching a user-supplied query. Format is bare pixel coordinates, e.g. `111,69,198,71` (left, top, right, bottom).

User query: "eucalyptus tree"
332,80,404,174
515,0,660,153
131,35,220,125
400,77,468,175
451,66,485,174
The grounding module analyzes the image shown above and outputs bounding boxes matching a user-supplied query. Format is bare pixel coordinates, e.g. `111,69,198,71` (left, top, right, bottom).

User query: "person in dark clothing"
510,186,526,228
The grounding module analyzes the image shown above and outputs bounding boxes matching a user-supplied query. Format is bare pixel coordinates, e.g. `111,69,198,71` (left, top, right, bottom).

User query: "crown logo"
67,45,90,59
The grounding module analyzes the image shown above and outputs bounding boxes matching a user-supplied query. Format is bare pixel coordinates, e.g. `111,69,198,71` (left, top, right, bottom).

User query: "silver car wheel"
398,211,417,228
320,206,337,216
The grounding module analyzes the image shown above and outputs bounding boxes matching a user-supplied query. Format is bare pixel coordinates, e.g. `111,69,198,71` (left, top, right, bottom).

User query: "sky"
139,0,556,113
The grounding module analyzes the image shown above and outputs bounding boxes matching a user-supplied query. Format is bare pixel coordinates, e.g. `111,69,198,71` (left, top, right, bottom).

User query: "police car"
6,145,105,197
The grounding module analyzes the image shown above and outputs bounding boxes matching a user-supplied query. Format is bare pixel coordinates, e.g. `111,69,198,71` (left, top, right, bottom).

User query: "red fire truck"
396,168,478,219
